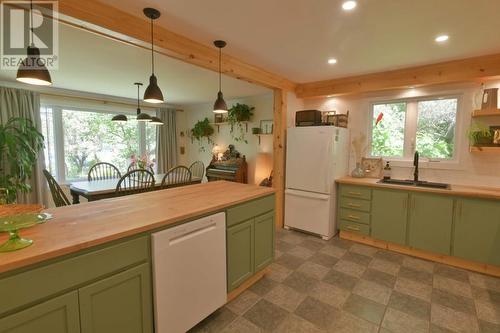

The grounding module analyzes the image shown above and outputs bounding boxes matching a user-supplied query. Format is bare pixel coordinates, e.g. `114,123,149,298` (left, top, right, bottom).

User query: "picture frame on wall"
260,119,274,134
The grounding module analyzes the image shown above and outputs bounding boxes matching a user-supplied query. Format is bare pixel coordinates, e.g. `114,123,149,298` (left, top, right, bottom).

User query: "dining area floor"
190,229,500,333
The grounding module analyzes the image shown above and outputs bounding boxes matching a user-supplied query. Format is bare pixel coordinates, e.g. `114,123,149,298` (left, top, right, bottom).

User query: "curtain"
0,86,47,205
156,108,178,173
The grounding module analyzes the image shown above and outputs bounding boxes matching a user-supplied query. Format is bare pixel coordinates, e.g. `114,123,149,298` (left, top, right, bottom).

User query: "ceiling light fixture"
342,1,357,11
213,40,228,114
150,116,164,126
16,0,52,86
435,34,449,43
111,113,128,123
328,58,338,65
135,82,152,122
143,8,164,104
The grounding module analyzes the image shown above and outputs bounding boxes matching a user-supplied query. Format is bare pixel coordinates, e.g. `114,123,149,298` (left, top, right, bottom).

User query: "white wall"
303,81,500,188
182,93,274,184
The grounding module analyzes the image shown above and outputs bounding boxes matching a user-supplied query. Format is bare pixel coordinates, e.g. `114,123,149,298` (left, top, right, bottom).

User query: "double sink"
378,178,451,190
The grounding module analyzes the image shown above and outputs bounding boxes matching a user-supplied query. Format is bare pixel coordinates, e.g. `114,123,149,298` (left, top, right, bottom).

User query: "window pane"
145,125,157,172
416,98,457,159
371,102,406,157
62,109,139,180
40,107,57,175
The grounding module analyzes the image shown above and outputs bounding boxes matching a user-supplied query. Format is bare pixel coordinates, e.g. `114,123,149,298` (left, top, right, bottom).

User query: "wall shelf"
210,122,249,133
470,146,500,153
472,109,500,118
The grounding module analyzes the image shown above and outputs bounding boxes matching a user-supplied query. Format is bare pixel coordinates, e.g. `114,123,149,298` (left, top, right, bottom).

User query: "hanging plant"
227,103,254,143
190,117,215,148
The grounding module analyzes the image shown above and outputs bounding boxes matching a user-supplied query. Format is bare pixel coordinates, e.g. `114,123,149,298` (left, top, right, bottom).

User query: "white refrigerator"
285,126,349,240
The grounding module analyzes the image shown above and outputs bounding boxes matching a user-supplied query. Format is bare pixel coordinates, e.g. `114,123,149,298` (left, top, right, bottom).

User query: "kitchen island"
0,181,275,333
336,176,500,277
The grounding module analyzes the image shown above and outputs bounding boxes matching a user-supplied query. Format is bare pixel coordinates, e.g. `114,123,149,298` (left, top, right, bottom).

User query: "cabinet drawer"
340,197,371,212
339,208,370,225
227,194,275,227
340,185,371,200
339,220,370,236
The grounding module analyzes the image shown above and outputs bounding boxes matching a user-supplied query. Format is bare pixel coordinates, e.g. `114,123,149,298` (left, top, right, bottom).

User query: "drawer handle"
346,226,360,231
348,203,361,208
348,191,362,196
347,215,360,220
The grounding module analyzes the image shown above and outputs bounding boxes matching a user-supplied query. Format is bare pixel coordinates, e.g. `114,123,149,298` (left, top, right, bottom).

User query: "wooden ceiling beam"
295,53,500,98
10,0,296,91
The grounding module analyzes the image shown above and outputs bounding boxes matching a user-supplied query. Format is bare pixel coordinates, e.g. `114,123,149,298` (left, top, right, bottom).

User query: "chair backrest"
127,162,154,174
161,166,192,189
189,161,205,180
115,169,155,196
43,169,71,207
88,162,121,181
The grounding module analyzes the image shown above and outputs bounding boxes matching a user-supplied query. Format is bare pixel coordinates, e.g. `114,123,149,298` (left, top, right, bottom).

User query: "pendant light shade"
16,1,52,86
143,8,164,104
111,114,128,123
213,40,227,114
150,116,163,125
134,82,151,122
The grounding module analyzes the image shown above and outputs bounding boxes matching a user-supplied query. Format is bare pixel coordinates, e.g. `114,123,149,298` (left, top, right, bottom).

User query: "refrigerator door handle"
285,189,330,201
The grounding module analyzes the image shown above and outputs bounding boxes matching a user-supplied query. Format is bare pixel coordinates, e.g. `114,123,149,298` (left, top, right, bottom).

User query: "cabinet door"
0,292,80,333
372,189,408,245
254,211,275,272
408,193,454,255
454,198,500,266
227,219,254,292
79,263,153,333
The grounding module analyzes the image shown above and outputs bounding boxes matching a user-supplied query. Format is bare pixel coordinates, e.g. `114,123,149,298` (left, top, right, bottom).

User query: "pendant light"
143,8,164,104
135,82,152,122
16,0,52,86
213,40,228,114
149,116,163,126
111,113,127,123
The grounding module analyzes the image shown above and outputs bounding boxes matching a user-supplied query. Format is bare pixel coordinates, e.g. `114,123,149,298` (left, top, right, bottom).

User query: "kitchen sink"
378,179,450,190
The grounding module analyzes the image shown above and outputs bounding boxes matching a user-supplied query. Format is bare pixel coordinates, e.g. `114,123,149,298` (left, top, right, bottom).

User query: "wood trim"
296,53,500,98
273,89,287,229
469,146,500,153
340,231,500,278
24,0,295,91
227,267,270,302
472,109,500,117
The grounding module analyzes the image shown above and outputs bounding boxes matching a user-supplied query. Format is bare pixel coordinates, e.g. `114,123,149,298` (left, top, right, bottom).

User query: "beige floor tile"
296,261,330,280
402,256,434,274
349,243,379,257
295,296,339,330
288,246,315,260
469,272,500,293
327,310,378,333
475,300,500,325
319,245,347,259
369,258,400,276
433,275,473,298
352,279,392,305
381,308,429,333
221,317,262,333
333,260,366,278
431,304,480,333
274,314,325,333
394,277,432,302
225,290,261,315
309,281,350,308
264,284,307,312
267,262,292,283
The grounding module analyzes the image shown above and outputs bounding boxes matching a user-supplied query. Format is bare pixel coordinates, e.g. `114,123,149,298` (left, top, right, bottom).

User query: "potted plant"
0,118,44,203
467,122,493,147
227,103,255,143
191,118,215,145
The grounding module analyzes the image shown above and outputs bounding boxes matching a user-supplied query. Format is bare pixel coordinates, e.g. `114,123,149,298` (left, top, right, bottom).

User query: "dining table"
69,173,202,204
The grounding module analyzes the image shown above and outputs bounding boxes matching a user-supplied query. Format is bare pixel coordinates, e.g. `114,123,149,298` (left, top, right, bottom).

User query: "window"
370,97,458,161
41,105,158,182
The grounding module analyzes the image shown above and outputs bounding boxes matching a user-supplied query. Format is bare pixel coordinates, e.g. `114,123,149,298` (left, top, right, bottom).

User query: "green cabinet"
254,211,275,272
79,263,153,333
454,198,500,266
0,292,80,333
227,219,255,291
371,189,408,245
408,193,454,255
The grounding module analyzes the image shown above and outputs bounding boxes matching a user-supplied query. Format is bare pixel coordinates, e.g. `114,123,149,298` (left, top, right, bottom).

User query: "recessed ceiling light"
435,35,449,43
342,1,357,11
328,58,338,65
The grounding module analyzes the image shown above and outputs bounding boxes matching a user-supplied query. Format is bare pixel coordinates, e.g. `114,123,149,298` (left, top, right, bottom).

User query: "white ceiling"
98,0,500,83
0,23,270,105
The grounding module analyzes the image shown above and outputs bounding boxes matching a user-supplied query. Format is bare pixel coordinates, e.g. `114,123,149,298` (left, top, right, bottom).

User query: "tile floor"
190,229,500,333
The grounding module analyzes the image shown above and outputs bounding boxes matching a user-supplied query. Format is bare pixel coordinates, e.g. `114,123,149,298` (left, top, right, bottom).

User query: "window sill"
386,159,464,171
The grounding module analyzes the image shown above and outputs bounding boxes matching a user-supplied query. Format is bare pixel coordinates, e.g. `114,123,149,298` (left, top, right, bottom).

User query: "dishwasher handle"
170,223,217,245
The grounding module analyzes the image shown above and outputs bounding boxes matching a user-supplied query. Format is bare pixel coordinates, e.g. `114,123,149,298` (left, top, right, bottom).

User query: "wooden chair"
161,166,192,189
189,161,205,181
127,162,154,174
43,169,71,207
115,169,155,196
88,162,121,181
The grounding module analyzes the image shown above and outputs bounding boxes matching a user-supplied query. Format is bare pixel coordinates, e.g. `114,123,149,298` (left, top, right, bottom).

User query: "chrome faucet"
413,151,419,183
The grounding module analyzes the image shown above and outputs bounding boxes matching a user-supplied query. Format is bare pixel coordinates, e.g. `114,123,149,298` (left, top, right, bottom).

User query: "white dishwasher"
152,212,227,333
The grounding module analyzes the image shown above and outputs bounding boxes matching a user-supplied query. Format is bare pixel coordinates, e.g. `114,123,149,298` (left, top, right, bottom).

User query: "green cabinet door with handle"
0,291,80,333
408,193,454,255
227,219,255,292
79,263,153,333
371,189,409,245
254,211,275,272
454,198,500,266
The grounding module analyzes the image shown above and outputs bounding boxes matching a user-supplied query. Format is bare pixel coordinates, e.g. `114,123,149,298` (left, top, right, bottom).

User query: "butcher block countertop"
0,181,275,274
337,177,500,200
